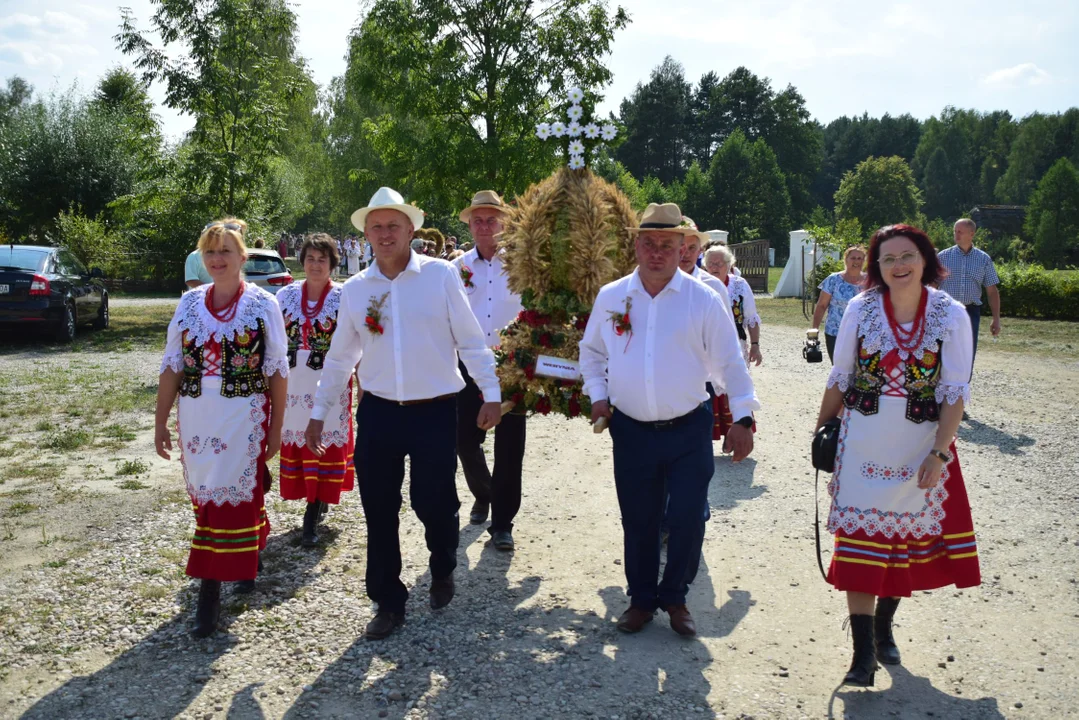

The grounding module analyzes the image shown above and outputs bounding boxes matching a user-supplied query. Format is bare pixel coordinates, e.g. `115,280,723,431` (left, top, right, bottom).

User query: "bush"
54,208,130,276
995,263,1079,320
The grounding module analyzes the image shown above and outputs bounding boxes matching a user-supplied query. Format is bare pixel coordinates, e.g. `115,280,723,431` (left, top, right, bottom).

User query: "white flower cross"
535,87,619,169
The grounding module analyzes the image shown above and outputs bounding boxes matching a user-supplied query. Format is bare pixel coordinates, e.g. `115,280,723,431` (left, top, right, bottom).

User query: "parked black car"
0,245,109,342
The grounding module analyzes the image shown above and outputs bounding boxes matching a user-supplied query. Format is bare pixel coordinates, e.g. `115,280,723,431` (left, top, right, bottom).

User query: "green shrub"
995,263,1079,320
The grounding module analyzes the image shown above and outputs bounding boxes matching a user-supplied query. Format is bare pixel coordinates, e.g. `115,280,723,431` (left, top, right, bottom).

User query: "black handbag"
811,417,842,581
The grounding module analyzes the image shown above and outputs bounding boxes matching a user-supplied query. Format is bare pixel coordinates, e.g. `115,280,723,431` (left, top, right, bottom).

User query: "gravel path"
1,324,1077,719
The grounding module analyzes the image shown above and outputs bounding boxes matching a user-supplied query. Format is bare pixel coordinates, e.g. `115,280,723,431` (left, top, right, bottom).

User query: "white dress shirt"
580,268,760,423
451,247,524,347
689,266,733,321
312,252,500,420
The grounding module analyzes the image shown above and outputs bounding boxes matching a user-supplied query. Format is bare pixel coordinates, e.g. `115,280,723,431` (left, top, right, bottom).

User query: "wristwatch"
928,448,952,463
734,416,754,429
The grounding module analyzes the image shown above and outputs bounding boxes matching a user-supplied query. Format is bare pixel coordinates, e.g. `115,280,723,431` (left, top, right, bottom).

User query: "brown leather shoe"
616,606,655,633
664,604,697,637
430,573,455,610
365,610,404,640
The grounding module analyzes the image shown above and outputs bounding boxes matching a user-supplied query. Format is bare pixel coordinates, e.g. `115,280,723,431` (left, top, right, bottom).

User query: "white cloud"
43,11,89,36
0,41,62,71
982,63,1052,88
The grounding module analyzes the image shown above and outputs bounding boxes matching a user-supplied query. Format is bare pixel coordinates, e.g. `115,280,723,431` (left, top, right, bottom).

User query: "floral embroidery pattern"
184,436,228,456
860,462,914,483
607,296,632,352
365,292,389,335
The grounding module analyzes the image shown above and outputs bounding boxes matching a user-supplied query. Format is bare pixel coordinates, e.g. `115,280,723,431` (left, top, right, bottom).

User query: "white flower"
568,154,585,170
583,123,600,139
568,139,585,155
567,105,583,121
535,122,551,140
567,121,582,137
600,124,618,141
551,121,566,137
567,87,584,104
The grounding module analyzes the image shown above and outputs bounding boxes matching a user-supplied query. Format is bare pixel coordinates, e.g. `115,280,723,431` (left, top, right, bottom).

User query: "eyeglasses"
204,221,245,233
878,251,921,269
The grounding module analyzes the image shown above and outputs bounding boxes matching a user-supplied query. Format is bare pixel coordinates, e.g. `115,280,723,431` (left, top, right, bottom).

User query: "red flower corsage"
607,297,633,352
365,292,389,335
460,265,475,289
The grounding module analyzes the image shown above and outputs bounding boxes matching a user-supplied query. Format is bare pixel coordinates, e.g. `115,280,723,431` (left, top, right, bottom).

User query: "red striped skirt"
279,439,355,505
186,491,270,582
712,392,757,441
827,449,981,597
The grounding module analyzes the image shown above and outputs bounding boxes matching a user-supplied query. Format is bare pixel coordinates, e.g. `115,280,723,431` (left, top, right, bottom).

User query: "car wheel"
93,294,110,330
54,302,76,343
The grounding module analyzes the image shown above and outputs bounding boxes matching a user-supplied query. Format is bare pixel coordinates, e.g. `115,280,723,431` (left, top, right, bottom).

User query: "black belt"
616,402,707,430
369,392,457,407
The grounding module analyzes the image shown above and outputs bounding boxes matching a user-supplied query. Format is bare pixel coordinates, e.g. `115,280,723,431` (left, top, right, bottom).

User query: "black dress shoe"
365,610,404,640
191,579,221,638
469,501,489,525
430,573,455,610
616,606,654,633
491,529,514,551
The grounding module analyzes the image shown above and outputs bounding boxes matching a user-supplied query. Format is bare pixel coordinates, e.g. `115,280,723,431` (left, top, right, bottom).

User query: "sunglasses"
203,221,245,233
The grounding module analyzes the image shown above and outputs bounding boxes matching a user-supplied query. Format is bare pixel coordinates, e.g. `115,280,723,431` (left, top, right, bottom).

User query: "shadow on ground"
958,417,1035,456
827,663,1004,719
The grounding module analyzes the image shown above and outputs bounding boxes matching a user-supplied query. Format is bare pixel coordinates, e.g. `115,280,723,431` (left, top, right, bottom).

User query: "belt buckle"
653,419,674,429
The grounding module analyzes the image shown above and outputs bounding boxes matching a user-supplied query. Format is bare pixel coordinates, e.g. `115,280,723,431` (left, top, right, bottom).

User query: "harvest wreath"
495,90,636,419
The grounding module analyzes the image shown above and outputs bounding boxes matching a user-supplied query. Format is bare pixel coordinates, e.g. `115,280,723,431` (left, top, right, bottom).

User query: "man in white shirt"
580,202,759,638
451,191,526,551
305,187,503,640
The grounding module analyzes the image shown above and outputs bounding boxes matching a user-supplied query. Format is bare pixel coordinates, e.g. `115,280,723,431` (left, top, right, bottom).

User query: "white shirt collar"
629,267,684,297
368,251,423,281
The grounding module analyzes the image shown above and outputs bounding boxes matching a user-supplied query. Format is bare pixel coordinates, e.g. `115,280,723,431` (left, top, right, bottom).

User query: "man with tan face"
305,187,503,640
937,218,1001,373
580,203,759,638
452,191,527,550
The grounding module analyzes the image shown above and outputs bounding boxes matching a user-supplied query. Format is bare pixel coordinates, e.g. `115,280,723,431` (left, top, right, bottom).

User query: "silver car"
243,249,293,295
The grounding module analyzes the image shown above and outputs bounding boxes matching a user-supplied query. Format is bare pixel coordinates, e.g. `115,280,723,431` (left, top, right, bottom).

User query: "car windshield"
243,256,286,276
0,247,48,272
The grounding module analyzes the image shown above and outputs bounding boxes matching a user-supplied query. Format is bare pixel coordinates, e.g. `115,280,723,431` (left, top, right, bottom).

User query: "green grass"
0,462,63,485
102,424,138,444
116,459,149,476
5,502,38,517
0,304,176,356
118,478,149,490
768,266,783,294
44,429,93,452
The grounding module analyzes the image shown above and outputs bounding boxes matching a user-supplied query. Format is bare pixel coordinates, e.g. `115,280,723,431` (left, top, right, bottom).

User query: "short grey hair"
954,218,977,231
704,245,735,267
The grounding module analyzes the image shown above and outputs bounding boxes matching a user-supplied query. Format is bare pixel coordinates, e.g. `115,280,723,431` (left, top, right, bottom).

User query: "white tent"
772,230,839,298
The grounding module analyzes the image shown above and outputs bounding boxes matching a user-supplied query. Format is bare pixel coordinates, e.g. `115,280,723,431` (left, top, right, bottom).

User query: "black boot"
843,614,878,687
302,501,321,547
874,597,902,665
235,554,261,594
191,579,221,638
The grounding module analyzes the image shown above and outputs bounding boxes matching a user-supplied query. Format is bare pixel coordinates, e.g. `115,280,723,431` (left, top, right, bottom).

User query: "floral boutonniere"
607,296,633,352
460,265,475,289
365,292,389,335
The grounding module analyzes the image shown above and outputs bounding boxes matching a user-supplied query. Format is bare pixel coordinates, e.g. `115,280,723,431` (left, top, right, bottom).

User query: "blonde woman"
155,218,289,638
812,245,868,363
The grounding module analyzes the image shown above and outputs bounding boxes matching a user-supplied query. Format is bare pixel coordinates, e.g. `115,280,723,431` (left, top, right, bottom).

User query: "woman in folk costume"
815,224,980,687
277,234,356,546
345,236,362,276
155,219,289,638
702,244,760,443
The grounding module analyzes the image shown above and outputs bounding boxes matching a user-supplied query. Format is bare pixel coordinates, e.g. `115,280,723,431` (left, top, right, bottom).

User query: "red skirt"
712,392,757,441
279,439,355,505
827,445,981,596
186,491,270,582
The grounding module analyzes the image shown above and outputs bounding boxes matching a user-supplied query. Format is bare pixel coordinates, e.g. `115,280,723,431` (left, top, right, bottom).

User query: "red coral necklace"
205,283,244,323
301,281,331,320
883,287,928,353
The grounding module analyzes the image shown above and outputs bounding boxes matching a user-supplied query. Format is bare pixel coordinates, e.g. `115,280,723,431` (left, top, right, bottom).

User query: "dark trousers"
825,333,837,365
965,303,981,370
355,394,460,615
610,403,714,611
456,362,527,532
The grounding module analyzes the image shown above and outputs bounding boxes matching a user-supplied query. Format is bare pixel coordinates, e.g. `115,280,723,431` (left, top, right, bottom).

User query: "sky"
2,0,1077,141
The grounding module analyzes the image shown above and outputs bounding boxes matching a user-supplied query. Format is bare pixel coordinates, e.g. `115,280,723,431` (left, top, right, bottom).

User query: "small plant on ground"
116,458,149,476
118,478,149,490
44,430,93,452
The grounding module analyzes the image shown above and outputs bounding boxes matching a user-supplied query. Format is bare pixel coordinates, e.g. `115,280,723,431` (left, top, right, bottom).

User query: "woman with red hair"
815,224,980,687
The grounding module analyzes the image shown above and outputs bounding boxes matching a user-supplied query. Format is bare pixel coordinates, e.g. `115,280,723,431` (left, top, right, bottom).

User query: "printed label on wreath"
534,355,581,380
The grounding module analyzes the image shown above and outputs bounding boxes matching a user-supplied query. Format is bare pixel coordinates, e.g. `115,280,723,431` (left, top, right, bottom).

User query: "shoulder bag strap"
814,469,829,583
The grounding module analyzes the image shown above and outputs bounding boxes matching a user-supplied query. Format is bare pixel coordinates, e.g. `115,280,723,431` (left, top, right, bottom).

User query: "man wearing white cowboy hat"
579,202,759,638
306,186,504,640
452,190,526,551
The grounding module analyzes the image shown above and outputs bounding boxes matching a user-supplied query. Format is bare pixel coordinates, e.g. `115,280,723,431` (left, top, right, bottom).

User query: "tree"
708,129,791,243
996,110,1079,205
117,0,309,217
0,89,140,240
0,76,33,124
681,161,713,228
921,146,957,220
834,156,922,235
1025,158,1079,267
91,67,161,166
615,56,692,184
344,0,629,215
688,71,720,165
767,85,822,222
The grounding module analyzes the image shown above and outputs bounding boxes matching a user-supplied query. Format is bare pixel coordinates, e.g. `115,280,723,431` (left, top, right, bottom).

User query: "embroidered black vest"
842,339,944,424
731,294,747,341
285,315,337,371
179,319,270,398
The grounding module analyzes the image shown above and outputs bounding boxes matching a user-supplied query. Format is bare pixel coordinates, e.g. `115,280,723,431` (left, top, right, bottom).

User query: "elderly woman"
703,245,761,365
815,224,980,687
156,219,289,637
812,245,868,363
277,234,355,546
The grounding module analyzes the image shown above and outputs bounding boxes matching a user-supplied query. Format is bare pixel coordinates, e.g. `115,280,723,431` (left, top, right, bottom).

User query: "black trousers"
456,362,527,532
825,333,837,364
355,393,460,615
